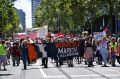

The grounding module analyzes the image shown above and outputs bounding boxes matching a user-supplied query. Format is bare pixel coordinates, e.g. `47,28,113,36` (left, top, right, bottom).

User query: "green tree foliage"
101,0,120,32
35,0,120,32
35,0,87,32
0,0,19,32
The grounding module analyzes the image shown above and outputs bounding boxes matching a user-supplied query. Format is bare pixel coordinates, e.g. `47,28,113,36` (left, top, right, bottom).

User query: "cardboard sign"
38,25,48,38
94,32,106,40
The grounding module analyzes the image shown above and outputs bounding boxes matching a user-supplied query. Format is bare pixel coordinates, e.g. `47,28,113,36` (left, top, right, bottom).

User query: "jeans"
111,53,116,65
96,50,102,62
101,48,108,65
22,56,27,69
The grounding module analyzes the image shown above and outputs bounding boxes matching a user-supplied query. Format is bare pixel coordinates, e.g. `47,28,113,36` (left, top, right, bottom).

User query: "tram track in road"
36,59,70,79
49,59,73,79
50,60,100,79
51,60,112,79
81,63,120,79
84,67,111,79
57,67,72,79
37,59,120,79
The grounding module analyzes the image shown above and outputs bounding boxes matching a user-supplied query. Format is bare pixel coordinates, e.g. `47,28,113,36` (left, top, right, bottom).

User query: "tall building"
15,8,26,32
32,0,40,26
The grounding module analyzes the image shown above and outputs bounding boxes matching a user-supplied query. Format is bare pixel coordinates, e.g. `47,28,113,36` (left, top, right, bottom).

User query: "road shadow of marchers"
0,74,12,76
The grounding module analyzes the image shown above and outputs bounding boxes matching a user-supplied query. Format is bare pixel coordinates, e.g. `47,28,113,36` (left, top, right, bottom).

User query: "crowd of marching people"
0,32,120,71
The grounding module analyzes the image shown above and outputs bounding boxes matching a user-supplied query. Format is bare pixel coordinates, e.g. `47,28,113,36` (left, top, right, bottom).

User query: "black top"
86,41,92,47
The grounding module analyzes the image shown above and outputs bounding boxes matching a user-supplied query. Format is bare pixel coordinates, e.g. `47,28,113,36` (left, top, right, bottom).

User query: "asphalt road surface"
0,59,120,79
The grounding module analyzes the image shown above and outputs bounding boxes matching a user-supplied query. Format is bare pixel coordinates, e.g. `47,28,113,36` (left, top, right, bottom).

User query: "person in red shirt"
10,42,21,66
117,38,120,64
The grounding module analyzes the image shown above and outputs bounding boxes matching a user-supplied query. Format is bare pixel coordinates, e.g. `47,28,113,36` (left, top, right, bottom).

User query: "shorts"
0,55,7,64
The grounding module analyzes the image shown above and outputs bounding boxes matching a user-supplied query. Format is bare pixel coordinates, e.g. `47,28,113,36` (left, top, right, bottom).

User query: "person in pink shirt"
100,36,109,67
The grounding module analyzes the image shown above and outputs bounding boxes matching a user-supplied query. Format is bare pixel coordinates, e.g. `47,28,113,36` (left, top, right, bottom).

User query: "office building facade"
32,0,40,26
15,8,26,32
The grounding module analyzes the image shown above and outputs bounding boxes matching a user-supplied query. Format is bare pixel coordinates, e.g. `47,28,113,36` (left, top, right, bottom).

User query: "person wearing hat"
109,37,117,67
84,37,94,67
21,40,29,69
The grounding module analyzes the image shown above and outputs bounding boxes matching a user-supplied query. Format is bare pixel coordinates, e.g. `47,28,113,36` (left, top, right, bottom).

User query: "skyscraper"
15,8,26,32
32,0,40,26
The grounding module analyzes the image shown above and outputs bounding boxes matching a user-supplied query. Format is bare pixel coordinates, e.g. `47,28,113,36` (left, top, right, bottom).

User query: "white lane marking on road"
105,74,120,76
36,61,47,78
71,74,100,77
36,60,120,78
47,76,66,78
36,61,66,78
71,74,120,78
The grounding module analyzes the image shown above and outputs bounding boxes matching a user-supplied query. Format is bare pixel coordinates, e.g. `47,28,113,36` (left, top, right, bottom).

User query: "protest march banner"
38,25,48,38
55,42,80,57
28,32,38,40
93,32,106,40
15,33,28,39
26,41,120,64
27,41,81,62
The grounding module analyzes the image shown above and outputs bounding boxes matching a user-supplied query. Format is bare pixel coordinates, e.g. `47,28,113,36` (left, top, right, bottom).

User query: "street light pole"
56,14,60,33
91,18,93,34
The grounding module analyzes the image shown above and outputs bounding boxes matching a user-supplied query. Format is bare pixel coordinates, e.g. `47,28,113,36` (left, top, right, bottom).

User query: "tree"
35,0,120,33
0,0,19,33
103,0,120,33
35,0,87,32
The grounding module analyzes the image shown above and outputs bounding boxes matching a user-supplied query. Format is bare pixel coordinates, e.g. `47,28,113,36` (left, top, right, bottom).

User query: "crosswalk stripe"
36,61,47,78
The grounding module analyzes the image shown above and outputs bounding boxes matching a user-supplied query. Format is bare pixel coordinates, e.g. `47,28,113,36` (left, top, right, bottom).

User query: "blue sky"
14,0,32,28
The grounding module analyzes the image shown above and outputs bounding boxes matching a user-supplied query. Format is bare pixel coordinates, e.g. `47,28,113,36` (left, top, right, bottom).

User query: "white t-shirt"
40,44,47,58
